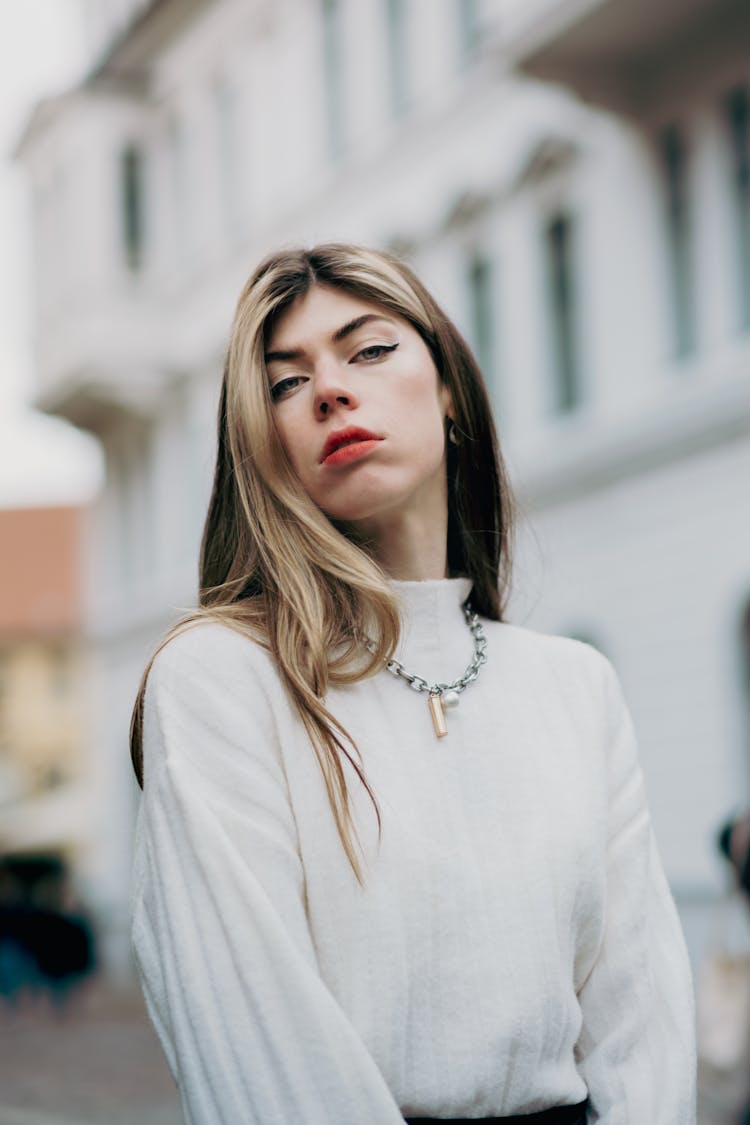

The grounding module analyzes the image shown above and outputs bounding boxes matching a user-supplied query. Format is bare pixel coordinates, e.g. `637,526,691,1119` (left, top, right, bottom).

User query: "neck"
351,507,449,581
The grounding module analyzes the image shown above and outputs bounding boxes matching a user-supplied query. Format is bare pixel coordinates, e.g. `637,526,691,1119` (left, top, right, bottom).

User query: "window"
385,0,409,117
457,0,480,68
660,124,695,359
543,213,581,412
466,251,496,389
120,143,145,271
321,0,345,159
724,86,750,330
214,75,241,232
167,114,189,255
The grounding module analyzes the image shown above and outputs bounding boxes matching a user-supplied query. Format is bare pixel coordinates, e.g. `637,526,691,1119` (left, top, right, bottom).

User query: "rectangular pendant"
428,693,448,738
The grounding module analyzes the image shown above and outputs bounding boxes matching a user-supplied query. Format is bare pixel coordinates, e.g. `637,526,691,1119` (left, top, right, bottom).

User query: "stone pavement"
0,976,183,1125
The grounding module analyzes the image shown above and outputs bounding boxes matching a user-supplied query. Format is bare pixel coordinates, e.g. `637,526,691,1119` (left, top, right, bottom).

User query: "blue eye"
270,376,301,401
356,343,398,362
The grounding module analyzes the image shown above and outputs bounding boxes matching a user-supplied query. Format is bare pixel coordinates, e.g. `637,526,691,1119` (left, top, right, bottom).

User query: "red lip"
320,427,383,464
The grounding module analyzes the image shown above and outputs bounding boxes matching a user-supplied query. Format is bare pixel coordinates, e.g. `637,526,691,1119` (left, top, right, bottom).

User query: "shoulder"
149,618,273,685
145,617,282,722
487,619,610,679
141,619,290,787
484,619,622,722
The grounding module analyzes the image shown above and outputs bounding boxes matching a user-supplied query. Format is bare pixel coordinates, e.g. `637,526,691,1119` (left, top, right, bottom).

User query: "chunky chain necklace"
365,603,487,738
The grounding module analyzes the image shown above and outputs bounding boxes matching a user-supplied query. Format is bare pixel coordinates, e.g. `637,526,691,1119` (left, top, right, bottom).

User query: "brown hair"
130,243,514,879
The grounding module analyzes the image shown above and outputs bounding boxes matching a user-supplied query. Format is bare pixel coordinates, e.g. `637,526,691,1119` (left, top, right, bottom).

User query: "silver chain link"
364,603,487,697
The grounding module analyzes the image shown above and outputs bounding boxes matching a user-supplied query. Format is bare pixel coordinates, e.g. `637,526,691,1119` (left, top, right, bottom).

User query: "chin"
321,500,392,525
312,466,446,527
317,491,402,525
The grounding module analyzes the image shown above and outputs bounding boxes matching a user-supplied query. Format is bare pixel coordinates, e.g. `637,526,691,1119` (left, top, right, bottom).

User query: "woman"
130,244,696,1124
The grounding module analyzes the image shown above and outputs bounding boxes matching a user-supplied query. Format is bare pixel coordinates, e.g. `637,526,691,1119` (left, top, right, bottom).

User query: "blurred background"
1,0,749,1121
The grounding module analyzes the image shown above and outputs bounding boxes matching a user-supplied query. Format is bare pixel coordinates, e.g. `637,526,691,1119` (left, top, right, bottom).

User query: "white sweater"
131,577,696,1124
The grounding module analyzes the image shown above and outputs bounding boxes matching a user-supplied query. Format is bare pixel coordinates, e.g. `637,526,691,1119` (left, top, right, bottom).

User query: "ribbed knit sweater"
131,577,696,1124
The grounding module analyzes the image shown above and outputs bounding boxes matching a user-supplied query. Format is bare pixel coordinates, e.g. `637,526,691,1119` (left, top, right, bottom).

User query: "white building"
15,0,750,976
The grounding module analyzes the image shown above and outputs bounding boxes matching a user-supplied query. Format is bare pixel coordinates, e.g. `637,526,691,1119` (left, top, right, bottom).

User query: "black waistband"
404,1099,588,1125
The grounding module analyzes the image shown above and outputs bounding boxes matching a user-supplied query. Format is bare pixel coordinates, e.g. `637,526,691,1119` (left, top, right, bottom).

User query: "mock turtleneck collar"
386,576,476,686
388,576,473,617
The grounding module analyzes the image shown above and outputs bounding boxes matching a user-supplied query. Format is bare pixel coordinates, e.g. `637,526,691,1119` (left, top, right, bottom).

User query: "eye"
354,343,399,362
269,375,303,401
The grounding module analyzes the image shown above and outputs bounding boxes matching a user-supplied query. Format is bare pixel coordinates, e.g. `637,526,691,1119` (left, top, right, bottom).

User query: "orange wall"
0,506,84,635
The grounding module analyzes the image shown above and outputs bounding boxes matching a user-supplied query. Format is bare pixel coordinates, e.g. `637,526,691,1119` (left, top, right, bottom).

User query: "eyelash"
358,343,398,362
269,342,399,401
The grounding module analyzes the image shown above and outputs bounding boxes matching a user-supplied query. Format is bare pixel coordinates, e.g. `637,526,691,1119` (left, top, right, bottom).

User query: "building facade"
0,506,96,923
15,0,750,973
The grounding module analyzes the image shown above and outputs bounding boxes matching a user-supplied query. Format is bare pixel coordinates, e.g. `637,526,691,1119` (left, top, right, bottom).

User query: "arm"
131,626,406,1125
574,655,696,1124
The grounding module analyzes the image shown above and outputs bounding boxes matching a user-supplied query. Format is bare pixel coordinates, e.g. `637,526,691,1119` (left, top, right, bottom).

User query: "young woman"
129,244,696,1124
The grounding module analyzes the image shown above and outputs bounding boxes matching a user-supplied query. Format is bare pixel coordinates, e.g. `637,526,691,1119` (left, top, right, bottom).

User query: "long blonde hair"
130,243,515,880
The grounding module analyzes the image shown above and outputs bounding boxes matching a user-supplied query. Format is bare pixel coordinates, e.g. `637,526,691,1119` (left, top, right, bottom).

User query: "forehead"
266,284,402,350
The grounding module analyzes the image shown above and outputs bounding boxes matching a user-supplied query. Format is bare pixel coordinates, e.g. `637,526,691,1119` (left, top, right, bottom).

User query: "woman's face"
264,284,453,529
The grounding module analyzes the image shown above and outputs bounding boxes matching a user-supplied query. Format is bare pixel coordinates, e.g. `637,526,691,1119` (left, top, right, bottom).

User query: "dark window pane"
661,124,695,359
725,86,750,330
121,144,144,271
544,213,581,412
467,252,496,388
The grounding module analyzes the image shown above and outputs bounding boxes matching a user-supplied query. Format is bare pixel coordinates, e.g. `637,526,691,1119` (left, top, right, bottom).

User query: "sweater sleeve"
574,654,697,1124
130,628,406,1125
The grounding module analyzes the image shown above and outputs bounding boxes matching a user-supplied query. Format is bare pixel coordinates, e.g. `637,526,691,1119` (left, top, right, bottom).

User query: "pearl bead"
442,690,460,708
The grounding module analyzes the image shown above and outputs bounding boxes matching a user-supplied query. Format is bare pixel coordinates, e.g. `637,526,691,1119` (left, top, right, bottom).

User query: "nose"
314,360,361,418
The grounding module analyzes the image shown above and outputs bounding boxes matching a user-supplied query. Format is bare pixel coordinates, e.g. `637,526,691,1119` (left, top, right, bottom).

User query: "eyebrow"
264,314,395,364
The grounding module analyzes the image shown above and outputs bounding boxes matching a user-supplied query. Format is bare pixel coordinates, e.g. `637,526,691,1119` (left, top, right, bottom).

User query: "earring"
448,421,460,446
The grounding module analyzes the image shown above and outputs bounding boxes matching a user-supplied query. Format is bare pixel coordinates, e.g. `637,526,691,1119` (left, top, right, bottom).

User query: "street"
0,977,183,1125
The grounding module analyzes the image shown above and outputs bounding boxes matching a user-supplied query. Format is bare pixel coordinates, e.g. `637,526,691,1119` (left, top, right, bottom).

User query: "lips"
320,427,383,464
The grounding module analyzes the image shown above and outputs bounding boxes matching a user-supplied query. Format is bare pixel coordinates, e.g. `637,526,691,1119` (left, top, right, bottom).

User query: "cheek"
273,413,309,478
406,375,448,448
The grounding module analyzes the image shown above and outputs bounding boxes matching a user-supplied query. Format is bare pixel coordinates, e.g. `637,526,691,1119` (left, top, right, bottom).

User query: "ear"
439,382,454,420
